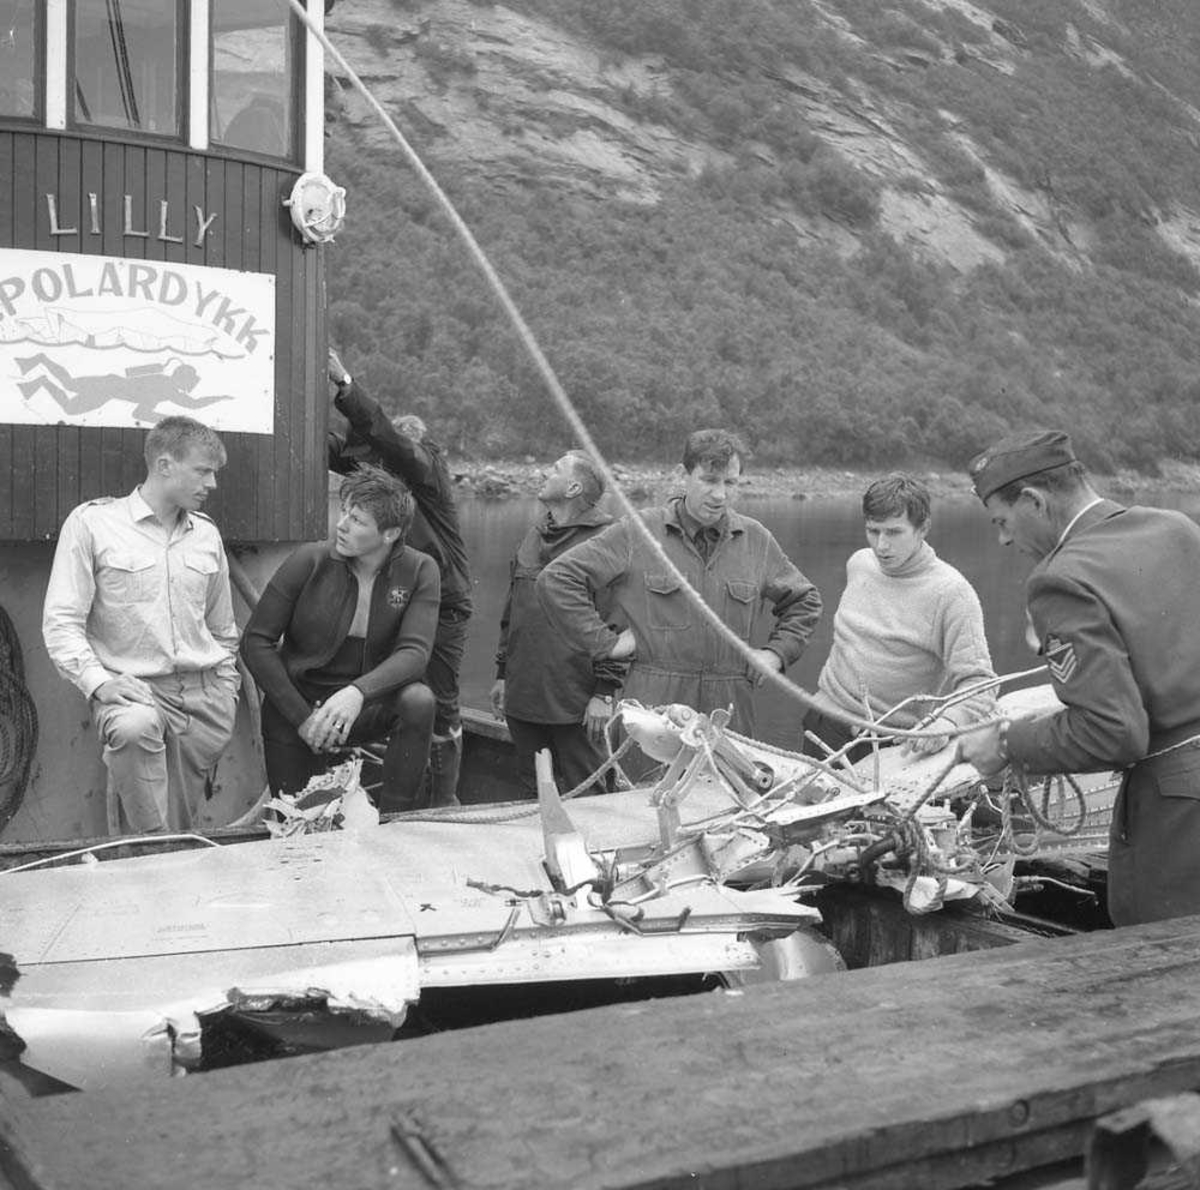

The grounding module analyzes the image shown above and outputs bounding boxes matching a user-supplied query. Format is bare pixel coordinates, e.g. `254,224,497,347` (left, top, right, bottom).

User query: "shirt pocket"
100,552,158,603
179,550,220,601
644,573,690,631
723,580,758,639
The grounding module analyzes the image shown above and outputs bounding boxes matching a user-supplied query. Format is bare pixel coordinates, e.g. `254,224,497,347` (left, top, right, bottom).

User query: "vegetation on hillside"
325,0,1200,470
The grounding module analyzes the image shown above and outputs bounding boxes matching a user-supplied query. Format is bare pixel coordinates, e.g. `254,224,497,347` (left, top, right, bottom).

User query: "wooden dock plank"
3,916,1200,1189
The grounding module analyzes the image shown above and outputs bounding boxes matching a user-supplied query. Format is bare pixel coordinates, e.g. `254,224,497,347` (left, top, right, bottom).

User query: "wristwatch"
338,371,352,388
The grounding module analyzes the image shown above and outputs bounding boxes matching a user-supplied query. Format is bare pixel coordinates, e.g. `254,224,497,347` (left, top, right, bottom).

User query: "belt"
1147,722,1200,753
1137,724,1200,766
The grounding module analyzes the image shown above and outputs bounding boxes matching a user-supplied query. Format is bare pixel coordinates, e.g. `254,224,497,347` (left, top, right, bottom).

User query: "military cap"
967,430,1077,502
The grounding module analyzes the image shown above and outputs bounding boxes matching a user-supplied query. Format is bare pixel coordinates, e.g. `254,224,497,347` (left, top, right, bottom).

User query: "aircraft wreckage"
0,692,1113,1091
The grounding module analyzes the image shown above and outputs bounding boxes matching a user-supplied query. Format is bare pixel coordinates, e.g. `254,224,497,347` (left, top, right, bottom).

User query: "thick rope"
1005,768,1089,839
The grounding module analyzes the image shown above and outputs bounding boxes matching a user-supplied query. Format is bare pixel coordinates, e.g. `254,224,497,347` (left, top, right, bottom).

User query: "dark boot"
426,726,462,808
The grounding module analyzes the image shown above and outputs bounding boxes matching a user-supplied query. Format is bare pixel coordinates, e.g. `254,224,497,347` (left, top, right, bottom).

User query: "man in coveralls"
536,428,822,737
959,430,1200,926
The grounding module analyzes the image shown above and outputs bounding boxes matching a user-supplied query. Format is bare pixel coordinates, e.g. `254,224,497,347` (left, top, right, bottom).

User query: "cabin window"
72,0,183,137
210,0,300,161
0,0,40,120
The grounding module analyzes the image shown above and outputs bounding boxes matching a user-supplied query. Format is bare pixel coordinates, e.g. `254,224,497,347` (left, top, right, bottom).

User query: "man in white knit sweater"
801,474,996,763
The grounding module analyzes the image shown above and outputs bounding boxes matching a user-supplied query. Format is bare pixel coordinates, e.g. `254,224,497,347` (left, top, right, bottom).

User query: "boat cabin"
0,0,335,543
0,0,342,843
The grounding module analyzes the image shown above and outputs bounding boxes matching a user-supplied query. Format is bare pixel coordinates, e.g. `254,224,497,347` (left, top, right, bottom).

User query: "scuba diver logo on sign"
0,248,276,434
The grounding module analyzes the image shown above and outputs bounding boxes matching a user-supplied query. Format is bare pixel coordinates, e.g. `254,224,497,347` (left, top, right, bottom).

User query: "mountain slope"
321,0,1200,469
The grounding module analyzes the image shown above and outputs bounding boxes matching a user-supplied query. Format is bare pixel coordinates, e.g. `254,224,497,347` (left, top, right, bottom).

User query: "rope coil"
0,604,37,831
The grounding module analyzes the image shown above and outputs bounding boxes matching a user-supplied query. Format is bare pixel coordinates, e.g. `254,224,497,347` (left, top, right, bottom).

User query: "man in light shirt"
43,416,240,834
802,474,996,763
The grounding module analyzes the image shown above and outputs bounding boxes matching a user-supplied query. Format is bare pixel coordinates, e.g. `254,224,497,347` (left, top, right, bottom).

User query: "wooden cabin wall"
0,129,327,544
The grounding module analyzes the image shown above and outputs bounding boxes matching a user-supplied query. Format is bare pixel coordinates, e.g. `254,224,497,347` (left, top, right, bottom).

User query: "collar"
541,503,612,533
128,486,193,533
326,538,408,568
668,497,739,541
1055,496,1104,551
875,540,936,579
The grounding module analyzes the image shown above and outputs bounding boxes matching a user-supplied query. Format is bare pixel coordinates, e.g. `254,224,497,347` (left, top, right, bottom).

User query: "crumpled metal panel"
5,938,420,1090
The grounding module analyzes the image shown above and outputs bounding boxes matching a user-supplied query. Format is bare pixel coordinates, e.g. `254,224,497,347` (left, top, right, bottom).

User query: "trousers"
427,603,471,736
93,668,238,835
261,681,436,814
1108,743,1200,926
506,717,611,798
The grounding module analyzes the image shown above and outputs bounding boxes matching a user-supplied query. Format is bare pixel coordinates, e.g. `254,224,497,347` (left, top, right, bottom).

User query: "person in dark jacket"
490,451,625,796
960,429,1200,927
536,429,822,736
241,465,440,813
326,349,471,806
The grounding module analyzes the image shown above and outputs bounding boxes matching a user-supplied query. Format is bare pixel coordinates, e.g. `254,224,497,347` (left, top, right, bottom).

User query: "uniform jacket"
1007,498,1200,927
535,498,822,731
328,380,471,610
241,540,440,727
495,505,625,723
1008,499,1200,772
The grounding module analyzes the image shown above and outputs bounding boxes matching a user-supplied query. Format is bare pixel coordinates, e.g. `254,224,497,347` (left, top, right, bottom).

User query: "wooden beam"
4,917,1200,1189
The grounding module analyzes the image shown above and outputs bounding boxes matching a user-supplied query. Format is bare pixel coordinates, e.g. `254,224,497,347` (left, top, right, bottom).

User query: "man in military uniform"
959,429,1200,926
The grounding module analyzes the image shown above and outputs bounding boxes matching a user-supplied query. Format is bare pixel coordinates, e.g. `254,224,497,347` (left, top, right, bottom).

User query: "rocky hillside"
320,0,1200,470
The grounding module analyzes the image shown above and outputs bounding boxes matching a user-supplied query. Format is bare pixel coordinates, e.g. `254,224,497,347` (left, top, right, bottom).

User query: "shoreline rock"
443,458,1200,504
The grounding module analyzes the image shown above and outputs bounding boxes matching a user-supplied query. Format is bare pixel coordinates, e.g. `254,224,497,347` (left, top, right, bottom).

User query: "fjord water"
455,490,1200,749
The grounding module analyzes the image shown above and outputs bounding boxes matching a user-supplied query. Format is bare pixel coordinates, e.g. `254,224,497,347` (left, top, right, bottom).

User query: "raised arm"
329,349,435,491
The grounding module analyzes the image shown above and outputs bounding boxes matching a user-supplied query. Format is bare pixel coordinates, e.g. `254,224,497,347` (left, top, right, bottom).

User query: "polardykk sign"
0,249,276,434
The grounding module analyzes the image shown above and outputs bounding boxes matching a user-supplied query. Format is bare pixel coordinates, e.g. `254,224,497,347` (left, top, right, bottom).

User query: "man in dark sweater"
241,466,440,812
491,451,625,796
327,349,471,806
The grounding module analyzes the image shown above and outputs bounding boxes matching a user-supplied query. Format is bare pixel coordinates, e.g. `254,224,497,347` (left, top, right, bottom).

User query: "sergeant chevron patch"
1044,634,1078,683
